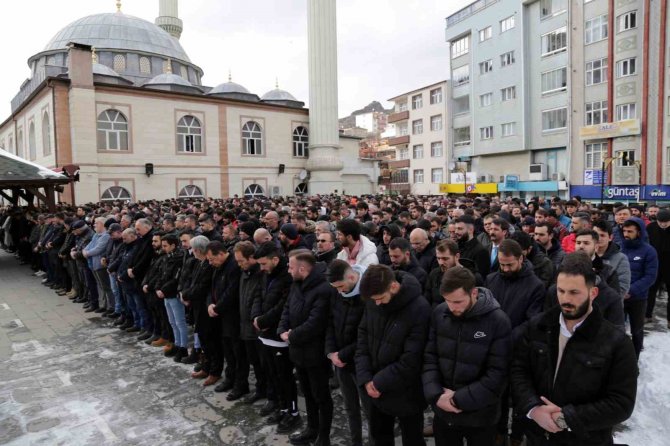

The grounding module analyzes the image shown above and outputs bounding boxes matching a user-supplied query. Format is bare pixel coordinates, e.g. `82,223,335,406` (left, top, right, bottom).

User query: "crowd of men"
1,193,668,446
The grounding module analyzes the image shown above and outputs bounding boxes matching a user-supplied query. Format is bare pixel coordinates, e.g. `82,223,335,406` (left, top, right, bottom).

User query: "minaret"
155,0,183,39
306,0,343,194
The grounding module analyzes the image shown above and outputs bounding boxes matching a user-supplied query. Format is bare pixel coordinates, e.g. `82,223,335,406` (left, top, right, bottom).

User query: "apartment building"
384,81,449,195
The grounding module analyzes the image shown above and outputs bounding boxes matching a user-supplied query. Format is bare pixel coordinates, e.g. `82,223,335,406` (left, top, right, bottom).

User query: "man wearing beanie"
279,223,309,254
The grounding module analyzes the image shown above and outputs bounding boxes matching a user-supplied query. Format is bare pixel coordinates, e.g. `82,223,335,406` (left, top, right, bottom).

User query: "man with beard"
140,232,172,347
201,217,223,242
511,253,637,446
423,267,512,446
533,222,565,271
315,231,340,266
409,228,438,274
336,219,379,267
376,224,401,267
388,237,427,289
454,215,490,278
487,218,510,272
645,209,670,326
560,212,591,254
424,240,465,308
222,224,240,252
509,232,554,288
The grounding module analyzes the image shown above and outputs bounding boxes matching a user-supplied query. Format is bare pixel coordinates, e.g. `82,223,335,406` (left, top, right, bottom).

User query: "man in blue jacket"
621,217,658,358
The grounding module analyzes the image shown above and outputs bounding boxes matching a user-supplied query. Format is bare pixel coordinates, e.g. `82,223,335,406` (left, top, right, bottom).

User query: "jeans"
109,272,124,314
336,367,373,446
624,298,647,358
164,297,188,347
122,283,150,331
433,416,496,446
369,404,425,446
296,363,334,439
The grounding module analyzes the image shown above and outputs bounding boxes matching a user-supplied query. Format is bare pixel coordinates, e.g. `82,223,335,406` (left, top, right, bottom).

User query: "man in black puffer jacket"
388,237,427,290
356,265,431,446
423,267,512,446
325,260,370,446
279,250,336,446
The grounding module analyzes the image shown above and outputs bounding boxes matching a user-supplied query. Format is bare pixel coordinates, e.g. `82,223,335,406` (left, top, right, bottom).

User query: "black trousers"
222,336,248,390
368,404,425,446
201,318,224,377
497,385,524,440
433,416,496,446
243,339,267,395
624,299,647,358
261,344,297,413
647,273,670,320
147,295,172,341
295,362,334,438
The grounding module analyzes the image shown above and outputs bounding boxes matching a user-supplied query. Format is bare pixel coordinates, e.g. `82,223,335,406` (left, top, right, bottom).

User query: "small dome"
208,81,250,95
92,62,121,77
261,88,298,101
146,73,192,86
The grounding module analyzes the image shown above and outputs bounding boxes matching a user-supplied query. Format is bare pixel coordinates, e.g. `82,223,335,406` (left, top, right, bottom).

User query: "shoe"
82,303,91,309
191,370,208,379
137,332,153,341
151,338,168,347
313,435,331,446
242,391,264,405
181,348,200,364
266,410,284,425
113,317,125,326
214,379,234,393
260,400,278,417
56,290,68,296
75,297,87,304
173,347,188,362
109,313,121,319
193,363,203,372
203,375,221,386
144,334,160,345
125,326,141,333
226,387,250,401
164,344,178,357
94,308,105,314
287,426,316,444
67,293,78,300
41,278,50,284
423,424,434,437
119,320,133,330
103,309,114,316
84,307,98,313
277,413,303,434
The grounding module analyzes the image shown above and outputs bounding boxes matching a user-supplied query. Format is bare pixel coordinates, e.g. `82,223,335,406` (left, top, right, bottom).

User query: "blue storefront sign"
644,185,670,200
570,185,670,201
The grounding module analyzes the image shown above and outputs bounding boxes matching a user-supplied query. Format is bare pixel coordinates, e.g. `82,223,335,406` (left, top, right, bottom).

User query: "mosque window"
28,122,36,161
42,112,51,156
113,54,126,72
292,126,309,158
294,183,308,195
180,66,188,80
178,185,204,199
8,136,13,154
101,186,132,202
97,109,129,151
244,184,265,198
242,121,263,156
17,130,24,158
47,56,56,66
177,115,202,153
139,57,151,74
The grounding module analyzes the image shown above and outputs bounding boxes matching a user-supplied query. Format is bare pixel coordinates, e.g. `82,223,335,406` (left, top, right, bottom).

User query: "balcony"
446,0,499,29
388,135,410,146
388,110,409,123
387,159,410,169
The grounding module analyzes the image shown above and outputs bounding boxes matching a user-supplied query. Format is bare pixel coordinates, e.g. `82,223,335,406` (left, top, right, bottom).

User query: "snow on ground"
615,331,670,446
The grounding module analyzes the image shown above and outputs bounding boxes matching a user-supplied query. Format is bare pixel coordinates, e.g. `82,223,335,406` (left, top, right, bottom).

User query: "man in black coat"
423,267,512,446
388,237,427,289
454,215,490,278
511,253,638,446
409,228,438,274
356,265,431,446
646,208,670,324
315,231,340,266
278,250,336,446
326,260,370,446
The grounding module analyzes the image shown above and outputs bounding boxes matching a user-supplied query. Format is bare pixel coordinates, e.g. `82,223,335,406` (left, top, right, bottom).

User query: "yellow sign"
439,183,498,194
579,119,641,140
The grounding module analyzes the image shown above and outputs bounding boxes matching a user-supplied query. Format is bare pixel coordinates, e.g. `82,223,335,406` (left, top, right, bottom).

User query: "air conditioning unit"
270,186,282,196
529,163,547,181
551,172,565,181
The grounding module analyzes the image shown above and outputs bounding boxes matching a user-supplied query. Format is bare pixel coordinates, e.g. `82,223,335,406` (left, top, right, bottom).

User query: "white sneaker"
35,271,45,277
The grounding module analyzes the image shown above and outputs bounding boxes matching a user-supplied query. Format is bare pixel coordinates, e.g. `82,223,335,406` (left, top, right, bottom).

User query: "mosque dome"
146,72,192,86
92,62,121,78
209,81,251,95
261,88,298,102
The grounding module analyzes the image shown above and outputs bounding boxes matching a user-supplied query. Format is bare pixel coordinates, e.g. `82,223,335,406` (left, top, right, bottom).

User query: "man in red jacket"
561,213,591,254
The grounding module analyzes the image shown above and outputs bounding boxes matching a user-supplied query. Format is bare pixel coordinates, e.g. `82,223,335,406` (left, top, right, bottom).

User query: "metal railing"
446,0,499,29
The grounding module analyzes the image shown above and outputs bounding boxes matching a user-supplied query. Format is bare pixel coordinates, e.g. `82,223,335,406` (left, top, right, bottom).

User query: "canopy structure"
0,149,72,211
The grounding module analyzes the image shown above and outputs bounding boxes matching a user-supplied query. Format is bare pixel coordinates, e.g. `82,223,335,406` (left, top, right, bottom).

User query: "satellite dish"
448,161,456,171
299,169,308,180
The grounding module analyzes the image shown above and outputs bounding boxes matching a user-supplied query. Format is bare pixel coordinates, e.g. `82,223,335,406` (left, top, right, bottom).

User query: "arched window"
8,136,13,155
42,112,51,156
139,56,151,74
97,110,129,150
177,116,202,153
244,184,264,198
242,121,263,156
178,185,204,199
293,126,309,158
180,65,188,80
28,122,36,160
294,183,308,195
113,54,126,72
100,186,132,202
17,130,23,158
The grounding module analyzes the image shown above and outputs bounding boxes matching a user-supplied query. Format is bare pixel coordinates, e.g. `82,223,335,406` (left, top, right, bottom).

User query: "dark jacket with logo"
621,217,658,301
423,288,512,427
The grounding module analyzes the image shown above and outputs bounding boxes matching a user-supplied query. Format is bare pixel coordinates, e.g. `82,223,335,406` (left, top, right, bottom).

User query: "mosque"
0,0,377,203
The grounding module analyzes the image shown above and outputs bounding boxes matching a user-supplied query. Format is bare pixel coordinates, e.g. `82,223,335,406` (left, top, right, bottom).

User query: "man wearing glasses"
315,232,340,266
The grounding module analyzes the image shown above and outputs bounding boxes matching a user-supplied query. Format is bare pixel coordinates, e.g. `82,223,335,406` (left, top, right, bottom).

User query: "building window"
616,103,637,120
618,11,637,32
500,15,515,33
101,186,132,202
480,126,494,140
500,51,515,67
97,109,129,151
451,35,470,58
617,57,637,77
244,184,265,198
585,142,606,168
586,58,608,85
430,88,442,104
392,169,409,183
430,115,443,131
541,0,567,19
17,130,24,158
454,95,470,114
398,101,408,112
178,185,204,199
541,67,568,94
293,126,309,157
542,107,568,132
180,66,188,80
113,54,126,72
413,145,424,159
413,169,424,183
431,168,444,183
139,56,151,74
585,100,608,125
480,92,493,107
8,136,13,155
412,94,423,109
479,26,492,42
585,15,608,44
28,122,36,161
479,59,493,74
615,149,636,167
242,121,263,155
454,127,471,146
397,122,409,136
502,122,516,137
412,119,423,135
452,65,470,86
42,112,51,156
431,142,443,157
177,115,202,153
501,86,516,101
541,27,567,56
397,148,409,160
294,183,308,195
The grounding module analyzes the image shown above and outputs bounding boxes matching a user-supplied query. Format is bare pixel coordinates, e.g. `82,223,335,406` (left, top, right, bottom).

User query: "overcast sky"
0,0,472,119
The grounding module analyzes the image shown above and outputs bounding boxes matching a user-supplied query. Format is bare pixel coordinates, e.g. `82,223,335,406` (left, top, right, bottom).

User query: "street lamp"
599,152,624,205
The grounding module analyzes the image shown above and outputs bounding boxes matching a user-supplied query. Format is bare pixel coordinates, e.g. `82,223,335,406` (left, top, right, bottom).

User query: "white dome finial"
116,0,122,12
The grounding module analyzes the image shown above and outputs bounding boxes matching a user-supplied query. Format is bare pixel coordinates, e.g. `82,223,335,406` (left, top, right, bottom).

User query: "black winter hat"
280,223,299,240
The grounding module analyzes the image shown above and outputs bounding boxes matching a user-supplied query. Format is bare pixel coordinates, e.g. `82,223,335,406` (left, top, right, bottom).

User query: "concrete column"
306,0,343,194
156,0,183,39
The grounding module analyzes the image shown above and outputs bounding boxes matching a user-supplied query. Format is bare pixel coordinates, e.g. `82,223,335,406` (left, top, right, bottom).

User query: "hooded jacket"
337,235,379,267
600,242,630,297
355,272,431,417
154,248,185,298
423,288,512,427
621,217,658,301
458,236,491,278
393,254,427,291
542,237,566,271
647,220,670,267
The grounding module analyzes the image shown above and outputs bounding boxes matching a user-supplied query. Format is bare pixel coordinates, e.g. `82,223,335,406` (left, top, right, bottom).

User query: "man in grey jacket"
593,220,631,298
